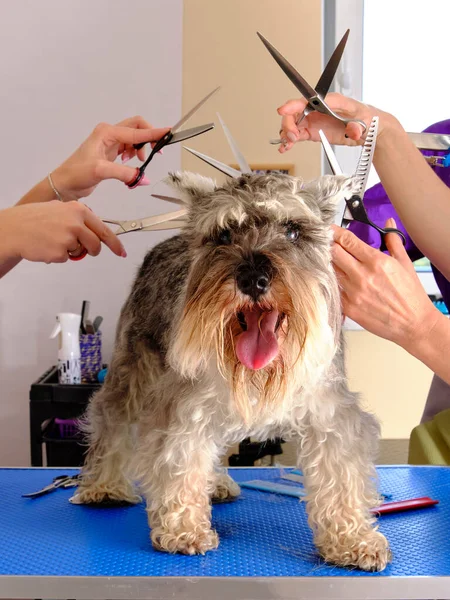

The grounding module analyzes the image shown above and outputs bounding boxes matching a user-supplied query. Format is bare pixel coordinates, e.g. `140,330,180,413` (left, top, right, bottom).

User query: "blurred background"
0,0,445,466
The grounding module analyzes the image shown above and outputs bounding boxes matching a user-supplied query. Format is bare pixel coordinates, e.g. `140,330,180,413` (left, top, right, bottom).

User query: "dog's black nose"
236,254,272,301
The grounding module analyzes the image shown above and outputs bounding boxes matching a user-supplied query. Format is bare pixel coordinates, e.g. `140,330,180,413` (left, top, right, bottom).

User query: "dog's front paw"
152,527,219,555
70,482,141,506
320,530,391,572
212,472,241,502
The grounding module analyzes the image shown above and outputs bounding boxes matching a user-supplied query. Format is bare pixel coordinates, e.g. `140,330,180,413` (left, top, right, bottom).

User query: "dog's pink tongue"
236,309,280,370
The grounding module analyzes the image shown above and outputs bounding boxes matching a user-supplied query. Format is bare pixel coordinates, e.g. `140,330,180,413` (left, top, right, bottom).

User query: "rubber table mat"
1,466,449,578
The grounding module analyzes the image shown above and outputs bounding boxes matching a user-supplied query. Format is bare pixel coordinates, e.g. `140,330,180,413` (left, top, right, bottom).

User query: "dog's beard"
168,254,339,423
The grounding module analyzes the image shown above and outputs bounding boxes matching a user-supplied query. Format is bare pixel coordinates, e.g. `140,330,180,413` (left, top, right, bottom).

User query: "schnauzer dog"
73,171,391,571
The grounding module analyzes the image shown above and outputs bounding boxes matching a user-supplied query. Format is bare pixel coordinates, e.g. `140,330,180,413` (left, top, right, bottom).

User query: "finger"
384,218,415,274
331,225,378,262
107,125,170,147
77,226,102,257
281,114,301,139
333,263,348,288
136,144,146,162
345,121,366,141
278,99,308,116
115,115,153,129
94,160,150,186
331,241,361,277
82,208,126,258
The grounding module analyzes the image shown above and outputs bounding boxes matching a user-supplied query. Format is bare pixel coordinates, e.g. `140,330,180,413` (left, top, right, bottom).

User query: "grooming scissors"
22,474,80,498
256,30,366,145
126,87,220,189
319,116,406,251
102,208,187,236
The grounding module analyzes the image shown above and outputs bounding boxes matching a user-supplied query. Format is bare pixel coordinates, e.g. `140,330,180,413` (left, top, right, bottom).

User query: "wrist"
403,305,444,358
50,165,74,201
373,109,404,145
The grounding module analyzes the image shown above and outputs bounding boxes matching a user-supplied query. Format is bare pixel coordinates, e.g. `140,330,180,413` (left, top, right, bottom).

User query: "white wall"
0,0,183,465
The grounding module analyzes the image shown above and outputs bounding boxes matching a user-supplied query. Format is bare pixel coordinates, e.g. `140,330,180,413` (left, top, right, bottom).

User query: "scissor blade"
257,32,318,101
407,132,450,150
184,146,242,178
151,193,185,205
142,220,186,231
140,209,187,230
315,29,349,97
319,130,343,176
217,113,252,174
171,87,220,134
169,123,214,145
353,116,379,198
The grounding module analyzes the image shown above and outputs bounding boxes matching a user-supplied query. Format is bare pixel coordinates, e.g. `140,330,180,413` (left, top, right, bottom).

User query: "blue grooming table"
1,466,450,599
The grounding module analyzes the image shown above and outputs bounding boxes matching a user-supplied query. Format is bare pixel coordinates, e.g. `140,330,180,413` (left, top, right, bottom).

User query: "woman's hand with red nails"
50,116,170,199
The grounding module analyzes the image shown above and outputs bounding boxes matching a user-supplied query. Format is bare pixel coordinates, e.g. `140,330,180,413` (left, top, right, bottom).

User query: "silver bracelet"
47,172,63,202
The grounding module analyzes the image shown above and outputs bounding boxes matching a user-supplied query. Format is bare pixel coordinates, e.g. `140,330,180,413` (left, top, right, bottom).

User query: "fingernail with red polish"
137,176,150,186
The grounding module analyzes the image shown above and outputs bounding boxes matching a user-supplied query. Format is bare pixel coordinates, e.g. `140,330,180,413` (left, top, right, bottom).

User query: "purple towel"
348,119,450,309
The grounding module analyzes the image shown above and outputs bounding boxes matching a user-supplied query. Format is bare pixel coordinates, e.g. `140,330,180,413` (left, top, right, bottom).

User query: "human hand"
0,201,126,264
331,219,440,351
276,92,395,153
51,116,170,199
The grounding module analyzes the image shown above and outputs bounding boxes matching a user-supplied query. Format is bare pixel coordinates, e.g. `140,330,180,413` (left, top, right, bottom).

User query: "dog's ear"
302,175,356,225
165,171,217,205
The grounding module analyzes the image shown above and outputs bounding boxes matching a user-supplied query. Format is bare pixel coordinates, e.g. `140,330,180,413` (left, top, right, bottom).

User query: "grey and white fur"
73,171,391,571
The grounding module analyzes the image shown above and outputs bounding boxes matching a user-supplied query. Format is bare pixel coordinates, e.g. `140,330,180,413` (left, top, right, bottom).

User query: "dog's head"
166,171,355,418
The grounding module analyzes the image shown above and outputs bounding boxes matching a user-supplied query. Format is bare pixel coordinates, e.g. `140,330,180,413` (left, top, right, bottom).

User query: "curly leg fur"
73,340,162,506
298,389,391,572
211,470,241,501
133,385,226,556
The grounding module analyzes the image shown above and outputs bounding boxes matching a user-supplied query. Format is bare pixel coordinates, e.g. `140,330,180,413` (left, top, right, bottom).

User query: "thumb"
384,218,415,273
95,161,150,186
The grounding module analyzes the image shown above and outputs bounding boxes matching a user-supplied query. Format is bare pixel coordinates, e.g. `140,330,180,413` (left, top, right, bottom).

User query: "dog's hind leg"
297,385,391,572
72,342,160,505
210,469,241,502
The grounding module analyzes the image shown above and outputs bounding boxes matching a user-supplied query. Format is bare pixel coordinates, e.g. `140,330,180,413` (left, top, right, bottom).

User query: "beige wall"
182,0,434,442
345,331,434,439
182,0,322,183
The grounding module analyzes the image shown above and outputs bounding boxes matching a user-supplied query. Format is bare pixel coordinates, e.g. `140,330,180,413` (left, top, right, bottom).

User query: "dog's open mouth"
235,308,284,371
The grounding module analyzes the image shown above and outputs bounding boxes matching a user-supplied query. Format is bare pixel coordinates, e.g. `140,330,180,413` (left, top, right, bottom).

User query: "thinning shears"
126,86,220,188
256,30,366,145
319,116,406,252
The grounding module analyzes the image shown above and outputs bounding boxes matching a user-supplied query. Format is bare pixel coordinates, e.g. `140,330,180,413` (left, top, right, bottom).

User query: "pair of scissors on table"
22,474,80,498
319,116,406,252
256,29,366,145
69,87,219,261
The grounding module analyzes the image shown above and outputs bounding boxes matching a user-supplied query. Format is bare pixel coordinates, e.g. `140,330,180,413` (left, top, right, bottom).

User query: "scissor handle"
308,95,367,133
68,247,87,261
127,131,173,189
379,227,406,252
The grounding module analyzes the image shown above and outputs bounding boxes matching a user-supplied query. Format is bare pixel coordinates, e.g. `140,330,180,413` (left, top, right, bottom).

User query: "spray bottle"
50,313,81,384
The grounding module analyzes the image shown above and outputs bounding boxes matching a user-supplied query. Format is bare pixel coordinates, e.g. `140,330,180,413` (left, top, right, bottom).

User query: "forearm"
405,310,450,386
16,176,59,206
0,208,21,278
374,118,450,279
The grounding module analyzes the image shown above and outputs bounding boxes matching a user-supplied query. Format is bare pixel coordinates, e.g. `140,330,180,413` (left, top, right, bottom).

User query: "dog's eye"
284,223,301,242
216,229,232,245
